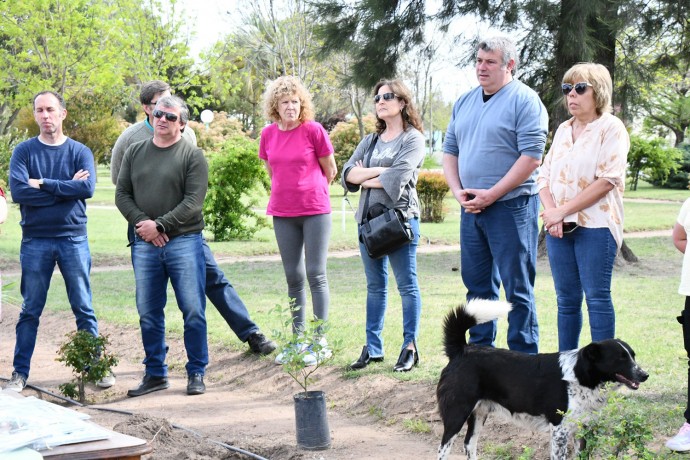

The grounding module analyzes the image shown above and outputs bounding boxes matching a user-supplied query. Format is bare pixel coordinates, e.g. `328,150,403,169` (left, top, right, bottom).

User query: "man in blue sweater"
6,91,102,391
442,36,548,354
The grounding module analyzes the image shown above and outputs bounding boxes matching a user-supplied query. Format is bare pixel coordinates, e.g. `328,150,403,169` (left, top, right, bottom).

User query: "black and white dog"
436,300,649,460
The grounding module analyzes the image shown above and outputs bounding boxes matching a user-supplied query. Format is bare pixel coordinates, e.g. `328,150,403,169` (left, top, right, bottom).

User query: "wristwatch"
155,222,165,233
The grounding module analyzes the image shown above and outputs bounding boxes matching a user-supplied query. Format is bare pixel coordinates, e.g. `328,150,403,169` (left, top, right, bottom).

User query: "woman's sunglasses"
153,109,179,122
561,82,592,96
374,92,398,103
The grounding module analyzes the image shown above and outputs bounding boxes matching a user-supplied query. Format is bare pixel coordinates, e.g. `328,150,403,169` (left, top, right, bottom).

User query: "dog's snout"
636,366,649,382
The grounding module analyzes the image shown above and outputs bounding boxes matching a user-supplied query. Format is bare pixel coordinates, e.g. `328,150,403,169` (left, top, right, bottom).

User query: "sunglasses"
561,82,592,96
374,92,397,103
153,109,179,122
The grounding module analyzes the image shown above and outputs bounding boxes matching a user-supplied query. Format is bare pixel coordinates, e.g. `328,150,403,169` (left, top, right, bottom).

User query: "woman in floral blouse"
537,62,630,351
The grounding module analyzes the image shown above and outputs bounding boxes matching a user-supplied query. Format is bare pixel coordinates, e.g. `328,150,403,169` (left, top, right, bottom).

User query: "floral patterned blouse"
537,112,630,248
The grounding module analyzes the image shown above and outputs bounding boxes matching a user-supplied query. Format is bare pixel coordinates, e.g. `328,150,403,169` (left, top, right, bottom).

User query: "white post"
342,197,346,233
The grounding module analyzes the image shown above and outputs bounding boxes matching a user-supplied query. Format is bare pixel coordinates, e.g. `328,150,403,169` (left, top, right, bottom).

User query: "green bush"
330,115,377,184
56,330,118,404
652,142,690,190
203,135,270,241
628,134,682,191
417,171,449,223
0,128,29,190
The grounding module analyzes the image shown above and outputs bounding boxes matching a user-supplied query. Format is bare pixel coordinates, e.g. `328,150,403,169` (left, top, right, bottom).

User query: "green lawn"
1,166,689,455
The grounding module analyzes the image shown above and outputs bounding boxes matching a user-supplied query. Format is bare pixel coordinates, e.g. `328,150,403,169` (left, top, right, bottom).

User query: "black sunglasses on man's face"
153,109,179,122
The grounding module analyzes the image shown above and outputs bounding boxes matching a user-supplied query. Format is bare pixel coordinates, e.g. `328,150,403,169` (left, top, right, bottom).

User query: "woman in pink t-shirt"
259,76,337,366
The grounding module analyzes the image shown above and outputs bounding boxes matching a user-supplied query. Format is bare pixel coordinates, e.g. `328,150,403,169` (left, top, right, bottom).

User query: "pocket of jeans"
500,195,529,210
67,235,88,243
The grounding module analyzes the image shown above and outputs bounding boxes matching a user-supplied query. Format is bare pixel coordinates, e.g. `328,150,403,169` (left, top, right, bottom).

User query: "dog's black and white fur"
436,300,649,460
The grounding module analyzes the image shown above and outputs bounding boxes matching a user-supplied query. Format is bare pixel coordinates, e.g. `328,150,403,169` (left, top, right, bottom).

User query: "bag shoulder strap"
361,134,378,222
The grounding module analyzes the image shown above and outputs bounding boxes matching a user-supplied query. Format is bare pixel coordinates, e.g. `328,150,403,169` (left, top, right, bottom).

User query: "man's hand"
135,219,169,247
28,178,41,189
72,169,90,181
460,188,497,214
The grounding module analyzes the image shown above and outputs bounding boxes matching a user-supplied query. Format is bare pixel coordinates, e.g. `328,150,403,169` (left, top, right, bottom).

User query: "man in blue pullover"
6,91,102,391
442,36,548,354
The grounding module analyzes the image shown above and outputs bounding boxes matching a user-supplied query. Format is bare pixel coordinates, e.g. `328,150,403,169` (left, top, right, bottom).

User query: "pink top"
259,121,334,217
537,112,630,248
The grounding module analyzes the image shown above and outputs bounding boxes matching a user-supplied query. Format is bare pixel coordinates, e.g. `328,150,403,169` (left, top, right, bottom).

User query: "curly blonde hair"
562,63,613,115
373,79,424,134
262,76,315,123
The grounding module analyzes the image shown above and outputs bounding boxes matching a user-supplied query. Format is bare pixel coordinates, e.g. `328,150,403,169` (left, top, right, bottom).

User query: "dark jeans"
128,224,259,341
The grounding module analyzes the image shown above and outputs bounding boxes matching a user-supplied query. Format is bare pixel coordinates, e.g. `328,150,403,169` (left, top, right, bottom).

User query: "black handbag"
357,135,414,259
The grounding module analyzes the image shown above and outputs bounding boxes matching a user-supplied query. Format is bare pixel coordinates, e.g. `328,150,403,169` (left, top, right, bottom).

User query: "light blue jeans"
14,236,98,378
132,233,208,377
359,217,421,358
460,194,540,353
546,227,617,351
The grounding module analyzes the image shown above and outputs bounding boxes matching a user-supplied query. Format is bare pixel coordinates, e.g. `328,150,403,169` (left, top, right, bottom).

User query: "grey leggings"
273,214,331,333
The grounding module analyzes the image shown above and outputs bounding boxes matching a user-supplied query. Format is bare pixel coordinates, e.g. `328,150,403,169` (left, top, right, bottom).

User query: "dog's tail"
442,299,512,358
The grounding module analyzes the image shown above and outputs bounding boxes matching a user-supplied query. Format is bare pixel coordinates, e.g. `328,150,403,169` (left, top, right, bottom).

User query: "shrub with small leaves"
416,171,449,223
203,135,270,240
56,330,118,403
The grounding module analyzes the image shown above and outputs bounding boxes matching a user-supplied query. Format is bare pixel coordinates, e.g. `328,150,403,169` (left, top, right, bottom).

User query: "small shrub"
203,135,270,241
330,115,377,184
0,128,29,190
416,171,449,223
56,330,118,403
575,391,654,459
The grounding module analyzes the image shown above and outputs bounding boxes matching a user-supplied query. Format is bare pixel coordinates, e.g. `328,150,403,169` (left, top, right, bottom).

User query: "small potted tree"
272,301,337,450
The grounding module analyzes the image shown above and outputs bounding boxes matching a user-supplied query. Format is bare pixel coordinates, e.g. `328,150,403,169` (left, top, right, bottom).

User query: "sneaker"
96,372,116,389
247,332,277,355
5,372,26,392
666,422,690,451
127,374,169,397
187,373,205,395
303,338,332,367
275,343,308,365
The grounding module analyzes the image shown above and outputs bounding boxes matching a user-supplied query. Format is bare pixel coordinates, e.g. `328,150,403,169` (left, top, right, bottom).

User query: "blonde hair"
562,63,613,115
262,76,315,123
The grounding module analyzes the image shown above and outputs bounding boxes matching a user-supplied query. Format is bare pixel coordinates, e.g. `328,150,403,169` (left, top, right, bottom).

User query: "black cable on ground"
0,376,269,460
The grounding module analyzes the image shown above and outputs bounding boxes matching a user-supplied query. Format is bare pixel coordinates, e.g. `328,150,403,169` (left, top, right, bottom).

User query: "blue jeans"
129,226,259,341
202,239,259,341
359,217,421,358
14,236,98,378
546,227,617,351
460,194,539,353
132,233,208,377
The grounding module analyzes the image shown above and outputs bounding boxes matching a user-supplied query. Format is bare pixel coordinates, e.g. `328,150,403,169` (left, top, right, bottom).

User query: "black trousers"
678,297,690,422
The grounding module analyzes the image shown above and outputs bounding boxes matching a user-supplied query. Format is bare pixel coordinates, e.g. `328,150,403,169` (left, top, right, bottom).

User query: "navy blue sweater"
9,137,95,237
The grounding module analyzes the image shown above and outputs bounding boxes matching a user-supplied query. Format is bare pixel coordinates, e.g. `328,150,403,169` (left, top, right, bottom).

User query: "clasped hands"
136,220,169,247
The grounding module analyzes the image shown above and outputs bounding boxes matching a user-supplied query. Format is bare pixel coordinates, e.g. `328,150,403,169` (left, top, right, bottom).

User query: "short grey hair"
154,95,189,125
478,35,519,75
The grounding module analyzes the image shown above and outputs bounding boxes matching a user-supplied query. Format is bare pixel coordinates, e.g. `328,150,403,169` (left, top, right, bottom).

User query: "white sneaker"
303,338,332,366
97,372,116,389
666,422,690,451
5,372,26,392
274,343,308,365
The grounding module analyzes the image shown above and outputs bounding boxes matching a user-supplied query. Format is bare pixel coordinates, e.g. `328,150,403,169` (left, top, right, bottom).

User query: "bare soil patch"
0,302,554,459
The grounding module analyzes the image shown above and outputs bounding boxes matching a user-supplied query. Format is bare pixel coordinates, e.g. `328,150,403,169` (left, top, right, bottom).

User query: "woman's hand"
540,207,567,238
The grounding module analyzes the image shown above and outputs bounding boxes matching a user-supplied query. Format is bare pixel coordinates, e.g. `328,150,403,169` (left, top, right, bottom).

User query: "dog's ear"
582,342,601,361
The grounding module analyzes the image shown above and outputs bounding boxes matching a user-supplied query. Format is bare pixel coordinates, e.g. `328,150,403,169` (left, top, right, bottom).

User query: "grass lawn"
1,165,689,455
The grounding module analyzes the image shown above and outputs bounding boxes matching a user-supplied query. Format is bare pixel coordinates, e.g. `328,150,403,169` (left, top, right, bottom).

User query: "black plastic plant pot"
293,390,331,450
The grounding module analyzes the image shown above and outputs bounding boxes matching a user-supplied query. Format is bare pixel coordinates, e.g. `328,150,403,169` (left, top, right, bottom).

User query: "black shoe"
127,374,169,397
349,345,384,370
247,332,277,355
187,373,205,395
393,348,418,372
